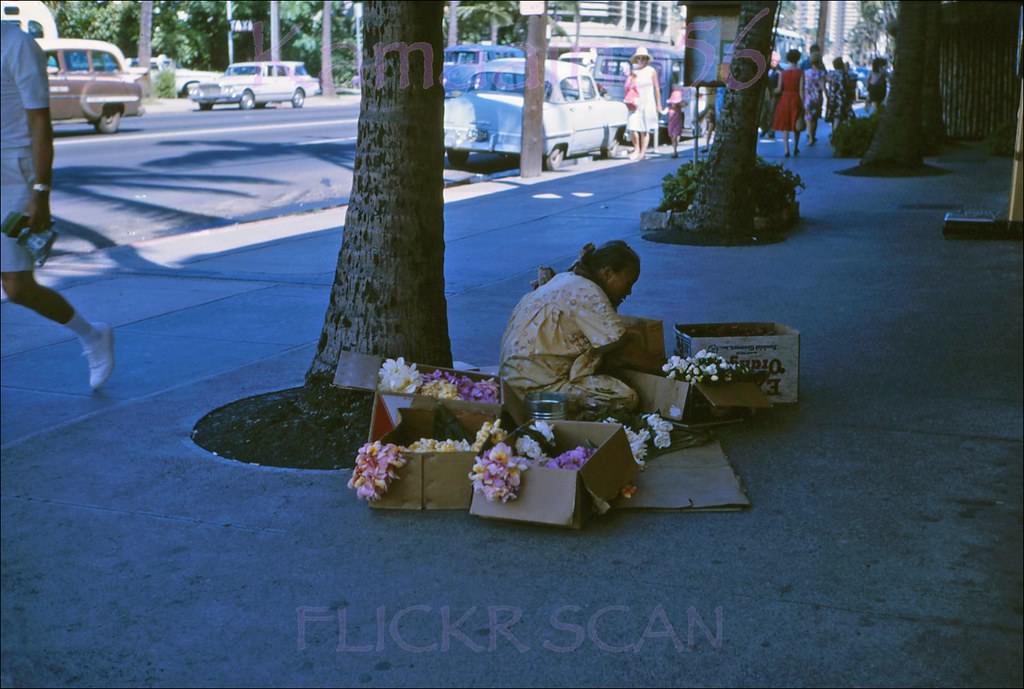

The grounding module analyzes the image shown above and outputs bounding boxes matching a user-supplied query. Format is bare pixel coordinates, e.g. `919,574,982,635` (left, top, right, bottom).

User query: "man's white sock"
65,311,99,343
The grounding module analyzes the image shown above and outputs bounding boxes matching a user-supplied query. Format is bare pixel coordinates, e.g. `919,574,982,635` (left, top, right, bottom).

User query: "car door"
45,50,76,121
558,76,583,155
61,48,92,121
89,49,140,117
273,64,291,100
577,74,605,151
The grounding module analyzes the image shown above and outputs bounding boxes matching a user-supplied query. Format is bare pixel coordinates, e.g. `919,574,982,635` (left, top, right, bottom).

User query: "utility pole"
353,1,363,85
521,3,547,178
271,0,281,62
226,0,234,64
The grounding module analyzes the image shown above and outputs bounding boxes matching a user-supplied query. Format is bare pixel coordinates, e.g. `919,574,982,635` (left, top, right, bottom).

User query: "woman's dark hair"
872,57,886,72
574,241,640,280
786,49,801,65
832,57,845,70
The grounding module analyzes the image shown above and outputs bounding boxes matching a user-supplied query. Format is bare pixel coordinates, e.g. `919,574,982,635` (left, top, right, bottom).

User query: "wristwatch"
32,183,51,193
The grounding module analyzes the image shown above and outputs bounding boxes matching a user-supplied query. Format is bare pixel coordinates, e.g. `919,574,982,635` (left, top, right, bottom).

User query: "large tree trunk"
138,0,153,69
574,6,580,52
861,1,927,168
448,0,459,47
491,16,499,46
676,1,778,245
918,2,943,154
306,1,451,386
321,0,337,98
270,0,281,62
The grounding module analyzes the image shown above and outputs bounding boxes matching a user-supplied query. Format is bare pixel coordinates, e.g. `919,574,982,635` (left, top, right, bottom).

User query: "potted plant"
748,157,804,230
641,159,709,232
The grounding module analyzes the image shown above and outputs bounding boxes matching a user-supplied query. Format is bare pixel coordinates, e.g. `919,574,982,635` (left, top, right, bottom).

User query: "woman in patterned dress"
500,241,662,418
803,55,827,145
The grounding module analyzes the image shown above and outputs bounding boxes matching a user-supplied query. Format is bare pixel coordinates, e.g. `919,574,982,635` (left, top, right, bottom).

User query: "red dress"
772,68,802,132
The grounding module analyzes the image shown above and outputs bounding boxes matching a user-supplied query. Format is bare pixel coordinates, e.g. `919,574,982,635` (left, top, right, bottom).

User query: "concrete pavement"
2,132,1022,687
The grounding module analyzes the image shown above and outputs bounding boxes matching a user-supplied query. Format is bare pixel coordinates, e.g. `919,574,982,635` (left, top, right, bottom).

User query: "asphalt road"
49,101,518,255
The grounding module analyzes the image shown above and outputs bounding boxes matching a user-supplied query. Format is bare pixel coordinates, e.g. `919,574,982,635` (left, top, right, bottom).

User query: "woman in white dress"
625,47,662,161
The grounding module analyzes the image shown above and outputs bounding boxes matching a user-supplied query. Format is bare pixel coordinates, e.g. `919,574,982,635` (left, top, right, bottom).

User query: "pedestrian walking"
625,47,662,161
1,22,114,390
865,57,888,116
803,54,827,145
759,54,781,139
666,86,685,158
772,49,804,158
826,57,855,127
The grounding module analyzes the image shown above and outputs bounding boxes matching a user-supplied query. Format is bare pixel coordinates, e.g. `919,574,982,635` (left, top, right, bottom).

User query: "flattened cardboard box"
334,351,507,440
470,421,637,529
371,407,496,510
613,440,751,511
675,322,800,403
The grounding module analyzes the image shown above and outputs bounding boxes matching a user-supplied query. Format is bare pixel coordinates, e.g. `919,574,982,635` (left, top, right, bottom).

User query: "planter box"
640,208,672,232
675,322,800,403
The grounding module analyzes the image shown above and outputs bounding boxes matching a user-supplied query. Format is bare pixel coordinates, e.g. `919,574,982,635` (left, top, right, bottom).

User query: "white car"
189,61,321,111
128,54,220,97
443,58,628,170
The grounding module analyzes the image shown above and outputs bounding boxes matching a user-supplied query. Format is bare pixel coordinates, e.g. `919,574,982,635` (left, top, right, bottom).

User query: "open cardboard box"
470,421,637,529
334,351,509,440
617,369,770,426
370,407,496,510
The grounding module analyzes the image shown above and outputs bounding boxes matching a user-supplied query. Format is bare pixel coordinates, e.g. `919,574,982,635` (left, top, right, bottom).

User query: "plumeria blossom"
469,442,530,502
605,417,650,466
515,435,546,461
620,484,639,499
348,442,407,501
543,446,595,471
419,379,459,400
662,352,747,384
420,370,501,404
378,357,422,394
472,419,508,453
644,413,673,449
406,438,473,453
529,420,555,444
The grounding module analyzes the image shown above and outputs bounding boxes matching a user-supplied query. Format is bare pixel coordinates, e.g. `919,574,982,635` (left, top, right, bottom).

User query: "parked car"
128,53,220,97
443,58,628,171
36,38,144,134
443,43,524,97
188,61,321,111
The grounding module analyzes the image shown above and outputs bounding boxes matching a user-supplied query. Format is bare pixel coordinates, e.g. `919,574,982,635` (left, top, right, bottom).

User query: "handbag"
624,80,639,113
794,104,806,132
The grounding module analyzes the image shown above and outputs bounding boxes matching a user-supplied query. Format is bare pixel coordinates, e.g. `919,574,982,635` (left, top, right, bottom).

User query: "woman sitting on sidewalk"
499,241,662,419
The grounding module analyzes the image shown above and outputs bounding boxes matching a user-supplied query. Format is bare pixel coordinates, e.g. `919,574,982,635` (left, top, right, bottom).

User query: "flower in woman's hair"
378,357,421,394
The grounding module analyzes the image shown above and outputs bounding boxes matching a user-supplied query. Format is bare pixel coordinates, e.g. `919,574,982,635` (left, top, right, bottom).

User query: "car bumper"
190,95,241,105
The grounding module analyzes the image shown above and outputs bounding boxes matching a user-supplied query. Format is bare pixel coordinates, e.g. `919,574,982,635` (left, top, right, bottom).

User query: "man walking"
1,22,114,390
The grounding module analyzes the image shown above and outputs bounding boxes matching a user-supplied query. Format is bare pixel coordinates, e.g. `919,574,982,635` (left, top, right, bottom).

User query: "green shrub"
830,114,879,158
658,159,708,212
748,156,805,216
985,119,1017,157
154,69,177,99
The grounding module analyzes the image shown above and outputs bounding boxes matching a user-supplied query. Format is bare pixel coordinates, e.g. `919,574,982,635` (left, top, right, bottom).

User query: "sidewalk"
2,134,1021,687
141,93,362,115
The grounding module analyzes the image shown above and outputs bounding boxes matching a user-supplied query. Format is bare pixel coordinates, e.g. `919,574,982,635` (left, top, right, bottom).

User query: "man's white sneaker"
82,324,115,390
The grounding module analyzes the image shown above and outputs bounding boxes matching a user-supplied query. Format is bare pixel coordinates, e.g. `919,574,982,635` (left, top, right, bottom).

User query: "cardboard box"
334,351,508,440
674,323,800,404
619,315,667,361
370,407,495,510
469,421,637,529
618,369,770,426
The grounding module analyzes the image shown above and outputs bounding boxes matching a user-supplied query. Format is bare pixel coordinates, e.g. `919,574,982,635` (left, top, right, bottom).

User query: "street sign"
519,1,545,16
231,19,253,32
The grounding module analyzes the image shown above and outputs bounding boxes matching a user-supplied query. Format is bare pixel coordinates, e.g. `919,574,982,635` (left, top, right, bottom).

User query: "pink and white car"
189,61,321,111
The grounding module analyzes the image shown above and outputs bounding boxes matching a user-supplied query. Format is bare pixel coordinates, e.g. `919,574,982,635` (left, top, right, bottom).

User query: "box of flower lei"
617,368,770,426
469,421,637,530
353,407,501,510
333,351,508,439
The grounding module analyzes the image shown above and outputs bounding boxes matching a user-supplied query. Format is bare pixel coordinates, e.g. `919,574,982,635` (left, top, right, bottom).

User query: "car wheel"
446,148,469,167
543,146,565,171
198,103,214,111
93,110,122,134
291,89,305,109
239,90,255,110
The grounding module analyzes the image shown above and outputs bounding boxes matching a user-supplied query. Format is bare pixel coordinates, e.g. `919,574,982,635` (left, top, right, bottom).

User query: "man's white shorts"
1,151,36,273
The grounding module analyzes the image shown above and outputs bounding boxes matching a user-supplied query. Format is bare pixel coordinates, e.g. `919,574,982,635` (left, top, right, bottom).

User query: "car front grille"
197,84,221,97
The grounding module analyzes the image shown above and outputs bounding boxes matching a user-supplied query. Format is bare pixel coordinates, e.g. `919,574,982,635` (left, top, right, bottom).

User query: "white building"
546,1,683,49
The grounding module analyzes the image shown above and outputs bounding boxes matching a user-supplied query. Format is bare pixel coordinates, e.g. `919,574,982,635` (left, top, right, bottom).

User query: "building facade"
547,1,683,50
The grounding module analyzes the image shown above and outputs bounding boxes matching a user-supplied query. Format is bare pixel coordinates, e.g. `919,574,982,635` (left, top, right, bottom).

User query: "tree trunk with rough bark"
861,1,927,168
321,0,337,98
491,16,499,45
306,0,451,387
448,0,459,47
919,2,944,155
138,1,153,70
675,1,778,245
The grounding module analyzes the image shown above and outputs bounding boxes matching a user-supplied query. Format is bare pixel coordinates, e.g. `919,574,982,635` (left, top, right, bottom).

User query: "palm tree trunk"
321,0,337,98
574,5,581,52
674,1,778,245
448,0,459,47
919,2,943,155
861,1,927,168
306,0,451,386
138,1,153,69
491,16,499,45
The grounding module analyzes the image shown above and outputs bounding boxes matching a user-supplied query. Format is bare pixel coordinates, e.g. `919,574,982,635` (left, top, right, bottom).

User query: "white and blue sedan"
443,58,629,170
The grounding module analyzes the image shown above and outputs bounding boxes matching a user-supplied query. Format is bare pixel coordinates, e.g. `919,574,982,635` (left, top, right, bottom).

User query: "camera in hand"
2,212,58,267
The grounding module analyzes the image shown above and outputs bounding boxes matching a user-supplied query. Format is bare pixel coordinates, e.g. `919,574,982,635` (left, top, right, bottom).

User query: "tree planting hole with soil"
192,386,373,470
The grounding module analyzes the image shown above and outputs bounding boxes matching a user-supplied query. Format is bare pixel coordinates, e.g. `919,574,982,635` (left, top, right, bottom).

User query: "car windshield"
445,51,480,65
469,71,552,99
225,65,260,76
